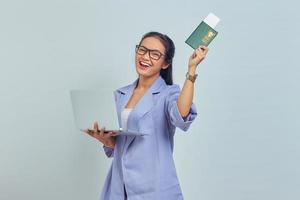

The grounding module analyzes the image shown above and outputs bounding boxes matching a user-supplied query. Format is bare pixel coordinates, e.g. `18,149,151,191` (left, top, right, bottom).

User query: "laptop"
70,89,147,136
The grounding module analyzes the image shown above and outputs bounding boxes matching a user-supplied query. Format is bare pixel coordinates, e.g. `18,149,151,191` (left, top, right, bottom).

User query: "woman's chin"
136,67,150,76
136,66,159,78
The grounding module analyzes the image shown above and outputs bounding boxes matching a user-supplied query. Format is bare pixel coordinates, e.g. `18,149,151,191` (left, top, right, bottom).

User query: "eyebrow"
140,45,162,52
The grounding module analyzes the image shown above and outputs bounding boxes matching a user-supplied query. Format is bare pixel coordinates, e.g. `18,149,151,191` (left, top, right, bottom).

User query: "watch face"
186,73,197,82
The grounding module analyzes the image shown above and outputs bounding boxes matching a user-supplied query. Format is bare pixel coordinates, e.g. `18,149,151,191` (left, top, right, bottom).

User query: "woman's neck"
136,74,159,90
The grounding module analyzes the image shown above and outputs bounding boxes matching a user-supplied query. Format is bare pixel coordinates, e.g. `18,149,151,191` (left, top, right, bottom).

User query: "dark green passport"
185,21,218,49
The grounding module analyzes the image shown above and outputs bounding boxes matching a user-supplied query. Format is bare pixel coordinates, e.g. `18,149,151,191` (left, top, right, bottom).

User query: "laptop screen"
70,89,119,131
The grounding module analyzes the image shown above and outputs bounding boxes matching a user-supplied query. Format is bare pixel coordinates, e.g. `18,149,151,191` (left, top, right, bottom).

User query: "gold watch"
186,72,198,83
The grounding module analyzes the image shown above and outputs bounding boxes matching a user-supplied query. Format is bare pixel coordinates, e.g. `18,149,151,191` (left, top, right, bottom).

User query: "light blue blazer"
101,76,197,200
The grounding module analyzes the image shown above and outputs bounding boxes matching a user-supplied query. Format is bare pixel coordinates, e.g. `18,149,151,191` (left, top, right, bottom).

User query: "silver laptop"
70,89,147,136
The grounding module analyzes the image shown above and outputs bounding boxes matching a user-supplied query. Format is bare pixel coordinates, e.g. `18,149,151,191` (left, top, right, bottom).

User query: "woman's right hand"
81,121,117,148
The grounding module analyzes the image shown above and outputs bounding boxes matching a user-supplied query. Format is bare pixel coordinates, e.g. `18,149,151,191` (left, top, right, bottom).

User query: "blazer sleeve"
103,145,114,158
165,84,197,132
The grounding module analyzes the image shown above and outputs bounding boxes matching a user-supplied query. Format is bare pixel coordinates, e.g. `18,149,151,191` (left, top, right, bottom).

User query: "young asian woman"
81,31,208,200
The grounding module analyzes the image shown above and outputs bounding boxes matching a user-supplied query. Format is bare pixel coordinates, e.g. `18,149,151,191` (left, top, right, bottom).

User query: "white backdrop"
0,0,299,199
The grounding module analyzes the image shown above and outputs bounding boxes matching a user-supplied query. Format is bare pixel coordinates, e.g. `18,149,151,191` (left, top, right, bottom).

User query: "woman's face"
135,36,168,79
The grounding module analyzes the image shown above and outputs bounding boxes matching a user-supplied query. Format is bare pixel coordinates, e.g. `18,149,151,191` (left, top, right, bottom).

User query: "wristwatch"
186,72,198,83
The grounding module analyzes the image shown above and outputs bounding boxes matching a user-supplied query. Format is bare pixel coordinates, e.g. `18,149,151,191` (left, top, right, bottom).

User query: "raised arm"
177,45,209,117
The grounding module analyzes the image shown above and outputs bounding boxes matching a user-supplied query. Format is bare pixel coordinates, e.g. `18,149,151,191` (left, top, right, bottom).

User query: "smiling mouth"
139,61,151,68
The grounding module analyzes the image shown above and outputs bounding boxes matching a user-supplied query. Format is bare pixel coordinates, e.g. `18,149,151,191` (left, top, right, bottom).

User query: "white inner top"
121,108,133,131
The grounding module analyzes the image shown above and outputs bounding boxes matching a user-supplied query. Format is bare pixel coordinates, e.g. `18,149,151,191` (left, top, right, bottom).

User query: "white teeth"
140,61,150,67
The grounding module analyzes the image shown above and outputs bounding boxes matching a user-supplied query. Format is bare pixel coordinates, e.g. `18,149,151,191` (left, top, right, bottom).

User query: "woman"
82,31,208,200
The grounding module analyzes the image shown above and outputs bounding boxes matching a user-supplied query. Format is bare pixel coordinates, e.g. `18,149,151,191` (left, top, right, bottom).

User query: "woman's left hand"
188,45,209,69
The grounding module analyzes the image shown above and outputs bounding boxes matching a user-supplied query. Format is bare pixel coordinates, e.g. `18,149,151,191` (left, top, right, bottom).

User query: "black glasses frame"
135,45,165,60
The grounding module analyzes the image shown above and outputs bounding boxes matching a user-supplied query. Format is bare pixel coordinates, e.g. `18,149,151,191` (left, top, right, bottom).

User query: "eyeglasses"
135,45,165,60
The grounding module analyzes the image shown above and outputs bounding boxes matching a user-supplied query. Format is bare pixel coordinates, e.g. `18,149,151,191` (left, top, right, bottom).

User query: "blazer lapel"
114,80,137,129
115,76,167,151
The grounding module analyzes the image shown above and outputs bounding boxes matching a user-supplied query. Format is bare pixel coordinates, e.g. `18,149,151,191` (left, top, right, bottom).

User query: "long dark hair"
138,31,175,85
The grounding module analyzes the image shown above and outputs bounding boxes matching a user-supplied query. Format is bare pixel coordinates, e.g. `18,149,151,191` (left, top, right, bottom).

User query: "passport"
185,13,220,49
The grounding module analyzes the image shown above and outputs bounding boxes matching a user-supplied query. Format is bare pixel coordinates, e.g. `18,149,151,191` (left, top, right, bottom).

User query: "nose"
141,50,151,60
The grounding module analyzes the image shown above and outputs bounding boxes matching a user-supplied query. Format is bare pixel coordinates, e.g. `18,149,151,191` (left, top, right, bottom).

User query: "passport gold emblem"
202,31,216,44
